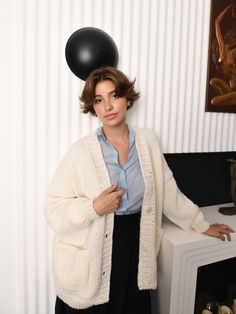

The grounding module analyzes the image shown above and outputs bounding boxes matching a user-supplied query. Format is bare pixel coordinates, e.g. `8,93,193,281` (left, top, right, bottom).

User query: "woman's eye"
94,99,101,104
112,93,118,99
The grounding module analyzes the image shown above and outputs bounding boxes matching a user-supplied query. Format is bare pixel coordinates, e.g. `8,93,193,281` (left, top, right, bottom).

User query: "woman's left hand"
203,223,235,241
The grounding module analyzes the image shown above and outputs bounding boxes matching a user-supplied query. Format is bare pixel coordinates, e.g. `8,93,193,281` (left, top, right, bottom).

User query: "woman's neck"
102,123,129,142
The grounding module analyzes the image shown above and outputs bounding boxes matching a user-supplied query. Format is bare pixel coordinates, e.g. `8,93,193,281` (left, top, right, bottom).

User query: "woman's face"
93,80,128,128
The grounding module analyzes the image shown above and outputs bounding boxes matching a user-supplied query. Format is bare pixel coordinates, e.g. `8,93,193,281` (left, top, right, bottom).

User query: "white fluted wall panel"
11,0,236,313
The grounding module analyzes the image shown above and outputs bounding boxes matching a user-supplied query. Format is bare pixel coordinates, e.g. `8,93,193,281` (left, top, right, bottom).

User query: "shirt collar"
96,125,135,146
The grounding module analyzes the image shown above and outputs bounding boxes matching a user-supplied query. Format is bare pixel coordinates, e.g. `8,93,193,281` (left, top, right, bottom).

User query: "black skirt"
55,212,151,314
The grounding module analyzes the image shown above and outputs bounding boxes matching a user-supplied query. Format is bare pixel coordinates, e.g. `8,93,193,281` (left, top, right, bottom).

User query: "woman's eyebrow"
94,89,116,97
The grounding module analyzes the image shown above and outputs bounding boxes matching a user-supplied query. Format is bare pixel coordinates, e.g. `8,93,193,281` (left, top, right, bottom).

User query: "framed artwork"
205,0,236,113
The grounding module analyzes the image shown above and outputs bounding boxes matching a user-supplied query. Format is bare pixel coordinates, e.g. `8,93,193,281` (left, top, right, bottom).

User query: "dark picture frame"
205,0,236,113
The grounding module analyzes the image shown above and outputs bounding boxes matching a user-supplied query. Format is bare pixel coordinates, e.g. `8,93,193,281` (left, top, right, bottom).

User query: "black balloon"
65,27,119,80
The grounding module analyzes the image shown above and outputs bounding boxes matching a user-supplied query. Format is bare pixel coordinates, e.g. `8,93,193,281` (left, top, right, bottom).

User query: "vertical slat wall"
13,0,236,313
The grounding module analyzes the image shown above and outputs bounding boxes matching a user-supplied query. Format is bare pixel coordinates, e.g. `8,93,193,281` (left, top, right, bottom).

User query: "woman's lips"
104,113,118,120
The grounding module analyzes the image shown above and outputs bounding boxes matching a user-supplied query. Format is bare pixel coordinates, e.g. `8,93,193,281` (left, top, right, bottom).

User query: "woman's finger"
219,228,232,241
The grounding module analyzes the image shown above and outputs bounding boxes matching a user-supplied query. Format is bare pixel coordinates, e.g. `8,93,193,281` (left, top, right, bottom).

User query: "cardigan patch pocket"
60,227,89,250
53,239,89,291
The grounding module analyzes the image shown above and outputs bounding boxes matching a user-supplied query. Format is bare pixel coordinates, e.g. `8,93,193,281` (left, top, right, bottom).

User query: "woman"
45,66,234,314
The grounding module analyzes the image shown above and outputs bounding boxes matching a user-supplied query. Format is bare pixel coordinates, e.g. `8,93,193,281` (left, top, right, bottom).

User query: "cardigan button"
147,208,152,213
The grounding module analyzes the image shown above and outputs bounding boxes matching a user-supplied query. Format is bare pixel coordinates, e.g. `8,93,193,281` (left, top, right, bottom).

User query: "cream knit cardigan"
45,128,210,309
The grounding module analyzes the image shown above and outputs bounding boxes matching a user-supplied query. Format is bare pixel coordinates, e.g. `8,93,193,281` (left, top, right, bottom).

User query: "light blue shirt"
96,126,145,215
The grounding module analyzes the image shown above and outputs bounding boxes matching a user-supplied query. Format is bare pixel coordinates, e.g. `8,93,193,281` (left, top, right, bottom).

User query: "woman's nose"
104,99,113,111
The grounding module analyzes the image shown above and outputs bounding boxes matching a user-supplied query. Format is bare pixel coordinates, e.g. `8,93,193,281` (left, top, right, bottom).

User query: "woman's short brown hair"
80,66,140,116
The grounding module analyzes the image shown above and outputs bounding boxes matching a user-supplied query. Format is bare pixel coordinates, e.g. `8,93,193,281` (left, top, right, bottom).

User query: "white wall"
1,0,236,313
0,0,17,313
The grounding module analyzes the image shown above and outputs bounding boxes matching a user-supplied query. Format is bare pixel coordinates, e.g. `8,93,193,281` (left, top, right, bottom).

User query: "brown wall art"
206,0,236,113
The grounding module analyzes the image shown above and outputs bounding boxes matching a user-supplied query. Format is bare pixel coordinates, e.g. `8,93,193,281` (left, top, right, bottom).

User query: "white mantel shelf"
151,203,236,314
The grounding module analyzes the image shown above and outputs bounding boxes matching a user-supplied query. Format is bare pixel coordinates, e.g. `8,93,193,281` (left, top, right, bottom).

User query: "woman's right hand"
93,183,124,216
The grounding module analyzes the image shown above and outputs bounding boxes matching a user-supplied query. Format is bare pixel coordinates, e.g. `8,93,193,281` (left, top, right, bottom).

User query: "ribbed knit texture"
45,128,210,309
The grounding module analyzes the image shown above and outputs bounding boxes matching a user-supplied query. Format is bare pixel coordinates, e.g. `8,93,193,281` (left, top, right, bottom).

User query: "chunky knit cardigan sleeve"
45,141,101,235
161,155,210,232
145,129,210,233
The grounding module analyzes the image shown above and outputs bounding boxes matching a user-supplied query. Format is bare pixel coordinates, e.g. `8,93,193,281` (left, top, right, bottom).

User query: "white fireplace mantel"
151,203,236,314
